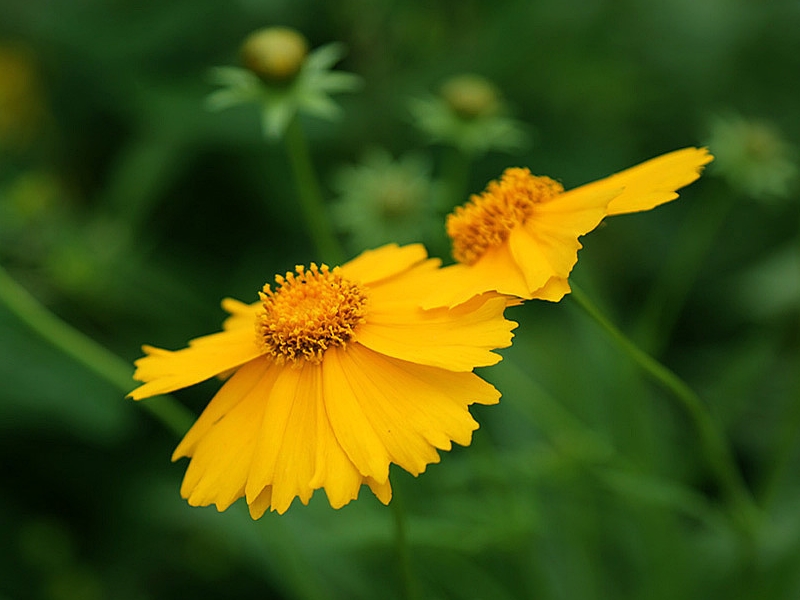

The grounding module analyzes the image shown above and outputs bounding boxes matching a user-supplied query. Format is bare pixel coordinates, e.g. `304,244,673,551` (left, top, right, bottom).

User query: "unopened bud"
241,27,309,83
440,74,500,119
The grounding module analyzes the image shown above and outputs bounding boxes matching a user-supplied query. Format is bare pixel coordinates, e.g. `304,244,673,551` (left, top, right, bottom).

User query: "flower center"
256,263,368,364
446,167,564,265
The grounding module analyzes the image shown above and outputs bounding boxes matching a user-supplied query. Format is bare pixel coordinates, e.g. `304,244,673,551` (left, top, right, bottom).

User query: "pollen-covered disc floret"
447,167,564,265
256,263,368,364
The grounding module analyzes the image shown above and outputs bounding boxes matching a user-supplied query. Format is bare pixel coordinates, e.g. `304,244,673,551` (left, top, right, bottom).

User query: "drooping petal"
573,147,713,215
324,345,500,478
356,293,515,371
129,326,264,399
320,347,392,482
365,477,392,505
264,362,321,514
248,486,273,520
178,365,277,511
506,225,564,292
529,276,572,302
245,362,317,513
243,360,390,515
507,184,622,289
172,358,272,459
309,386,372,509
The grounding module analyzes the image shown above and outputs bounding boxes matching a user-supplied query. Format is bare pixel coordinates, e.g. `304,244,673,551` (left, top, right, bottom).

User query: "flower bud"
240,27,309,83
440,74,500,119
706,114,797,201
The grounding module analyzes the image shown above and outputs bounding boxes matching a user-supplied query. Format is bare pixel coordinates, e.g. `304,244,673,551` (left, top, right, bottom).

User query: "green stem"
569,283,759,531
283,117,345,265
0,264,194,438
391,486,420,600
440,146,472,212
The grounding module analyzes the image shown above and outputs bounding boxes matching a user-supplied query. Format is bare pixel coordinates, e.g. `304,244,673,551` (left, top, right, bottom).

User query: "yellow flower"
129,244,516,517
424,147,713,307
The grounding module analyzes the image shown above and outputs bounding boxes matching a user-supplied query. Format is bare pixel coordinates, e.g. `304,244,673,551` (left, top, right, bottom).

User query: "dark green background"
1,1,798,599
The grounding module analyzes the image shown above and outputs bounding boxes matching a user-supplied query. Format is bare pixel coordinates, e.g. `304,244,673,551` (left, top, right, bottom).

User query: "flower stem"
440,146,472,212
391,486,420,600
569,283,759,532
0,264,194,438
283,116,345,265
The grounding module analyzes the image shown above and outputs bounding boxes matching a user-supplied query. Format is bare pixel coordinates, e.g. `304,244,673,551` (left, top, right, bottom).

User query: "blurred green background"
1,0,798,599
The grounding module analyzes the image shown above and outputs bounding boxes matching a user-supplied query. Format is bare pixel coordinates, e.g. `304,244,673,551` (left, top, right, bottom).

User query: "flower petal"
178,364,278,511
221,298,260,331
529,276,572,302
357,293,515,371
129,326,263,399
576,147,713,215
245,362,319,514
248,486,273,519
323,345,500,478
365,477,392,505
309,391,371,509
504,183,620,293
320,348,392,482
420,246,533,308
340,243,429,286
172,357,272,459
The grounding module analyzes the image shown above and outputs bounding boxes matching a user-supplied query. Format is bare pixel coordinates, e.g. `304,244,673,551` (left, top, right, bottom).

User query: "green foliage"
1,0,799,599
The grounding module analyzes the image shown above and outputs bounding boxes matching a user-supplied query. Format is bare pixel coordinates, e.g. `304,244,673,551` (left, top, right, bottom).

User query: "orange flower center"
446,167,564,265
256,264,368,364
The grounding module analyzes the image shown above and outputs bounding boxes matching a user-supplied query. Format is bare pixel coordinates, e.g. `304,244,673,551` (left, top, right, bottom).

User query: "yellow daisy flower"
424,147,713,307
129,244,516,517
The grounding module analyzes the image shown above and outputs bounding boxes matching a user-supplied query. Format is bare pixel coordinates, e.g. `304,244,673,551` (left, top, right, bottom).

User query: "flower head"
240,27,310,83
130,244,516,517
423,147,713,308
705,114,797,202
409,74,528,158
206,28,362,139
331,148,440,252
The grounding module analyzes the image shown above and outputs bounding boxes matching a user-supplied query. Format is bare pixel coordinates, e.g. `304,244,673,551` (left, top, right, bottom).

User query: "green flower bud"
331,149,440,252
706,114,797,201
241,27,309,83
440,74,500,120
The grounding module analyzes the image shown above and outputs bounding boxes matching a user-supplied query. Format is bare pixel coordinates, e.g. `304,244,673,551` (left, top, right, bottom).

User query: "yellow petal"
324,345,500,478
269,363,325,514
321,347,393,482
366,477,392,505
172,357,273,459
495,181,620,297
427,246,536,309
309,390,369,509
178,368,273,511
529,276,572,302
507,225,565,292
359,257,444,310
340,243,429,286
248,486,273,519
220,298,260,331
129,325,263,399
245,362,318,513
576,147,713,215
356,293,516,371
